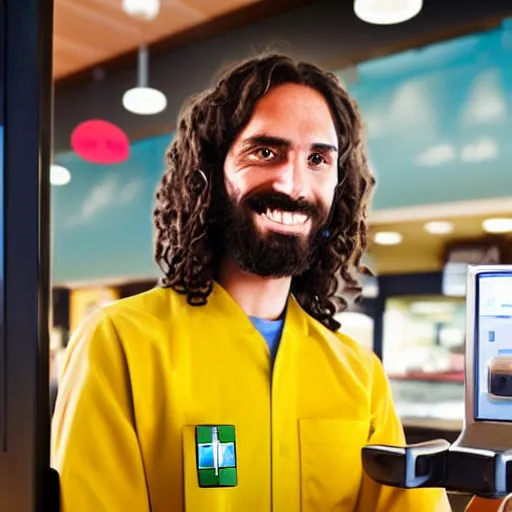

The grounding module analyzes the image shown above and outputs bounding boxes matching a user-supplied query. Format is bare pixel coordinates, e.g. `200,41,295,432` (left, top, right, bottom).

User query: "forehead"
235,83,338,148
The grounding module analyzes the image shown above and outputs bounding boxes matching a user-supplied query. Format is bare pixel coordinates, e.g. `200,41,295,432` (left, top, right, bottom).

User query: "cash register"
363,265,512,510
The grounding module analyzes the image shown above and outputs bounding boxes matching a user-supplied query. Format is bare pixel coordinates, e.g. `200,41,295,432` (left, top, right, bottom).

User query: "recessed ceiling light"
424,221,454,235
50,165,71,186
482,218,512,234
374,231,403,245
354,0,423,25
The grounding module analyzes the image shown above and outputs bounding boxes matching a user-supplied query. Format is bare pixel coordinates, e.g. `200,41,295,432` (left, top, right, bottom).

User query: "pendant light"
122,45,167,116
354,0,423,25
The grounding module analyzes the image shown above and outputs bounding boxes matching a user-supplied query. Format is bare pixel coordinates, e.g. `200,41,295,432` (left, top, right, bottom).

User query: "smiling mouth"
260,208,309,226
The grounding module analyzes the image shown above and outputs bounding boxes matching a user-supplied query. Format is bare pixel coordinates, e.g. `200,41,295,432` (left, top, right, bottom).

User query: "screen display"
475,272,512,421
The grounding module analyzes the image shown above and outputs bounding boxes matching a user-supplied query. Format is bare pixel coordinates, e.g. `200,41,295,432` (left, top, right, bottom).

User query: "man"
51,53,451,511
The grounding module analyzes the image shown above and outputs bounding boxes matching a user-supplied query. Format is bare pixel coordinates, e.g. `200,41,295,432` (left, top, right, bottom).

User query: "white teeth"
292,213,307,224
263,209,308,225
283,212,293,225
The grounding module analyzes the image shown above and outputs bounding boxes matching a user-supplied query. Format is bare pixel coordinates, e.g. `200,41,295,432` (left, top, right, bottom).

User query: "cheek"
224,166,267,199
223,156,245,202
319,178,338,212
223,170,251,206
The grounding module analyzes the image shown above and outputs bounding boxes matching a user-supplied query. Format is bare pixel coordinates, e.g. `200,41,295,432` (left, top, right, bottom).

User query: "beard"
214,184,330,278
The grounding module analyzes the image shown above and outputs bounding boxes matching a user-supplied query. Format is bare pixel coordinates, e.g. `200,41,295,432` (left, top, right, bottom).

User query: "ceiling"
53,0,266,79
369,211,512,275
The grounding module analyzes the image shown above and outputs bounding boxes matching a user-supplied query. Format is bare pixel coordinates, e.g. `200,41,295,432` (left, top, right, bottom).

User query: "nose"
271,154,307,198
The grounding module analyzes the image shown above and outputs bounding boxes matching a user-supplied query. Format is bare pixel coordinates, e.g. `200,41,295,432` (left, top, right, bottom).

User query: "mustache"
244,191,320,218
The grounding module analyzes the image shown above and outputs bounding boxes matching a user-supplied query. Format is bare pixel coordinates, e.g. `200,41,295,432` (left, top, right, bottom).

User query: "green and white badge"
195,425,237,488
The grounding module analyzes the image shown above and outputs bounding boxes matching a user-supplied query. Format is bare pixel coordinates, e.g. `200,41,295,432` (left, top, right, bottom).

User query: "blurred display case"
353,272,468,432
383,295,465,428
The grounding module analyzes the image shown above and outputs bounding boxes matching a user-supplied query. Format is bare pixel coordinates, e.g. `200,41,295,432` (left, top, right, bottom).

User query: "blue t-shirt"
249,316,284,362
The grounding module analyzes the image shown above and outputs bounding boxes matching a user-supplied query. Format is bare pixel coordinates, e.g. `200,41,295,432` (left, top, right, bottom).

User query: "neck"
217,258,291,320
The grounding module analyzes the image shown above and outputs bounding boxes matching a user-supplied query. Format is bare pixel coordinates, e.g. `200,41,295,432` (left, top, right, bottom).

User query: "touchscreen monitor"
475,270,512,421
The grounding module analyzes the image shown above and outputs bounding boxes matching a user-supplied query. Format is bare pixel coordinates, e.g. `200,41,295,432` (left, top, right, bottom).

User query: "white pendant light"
123,87,167,115
123,46,167,116
122,0,160,21
354,0,423,25
50,164,71,186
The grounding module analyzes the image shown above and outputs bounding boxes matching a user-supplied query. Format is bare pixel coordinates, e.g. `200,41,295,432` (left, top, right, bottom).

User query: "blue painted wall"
346,22,512,209
52,134,171,283
52,22,512,284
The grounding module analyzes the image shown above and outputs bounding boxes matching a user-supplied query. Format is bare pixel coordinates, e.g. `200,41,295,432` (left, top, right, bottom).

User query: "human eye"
308,152,328,168
251,147,277,161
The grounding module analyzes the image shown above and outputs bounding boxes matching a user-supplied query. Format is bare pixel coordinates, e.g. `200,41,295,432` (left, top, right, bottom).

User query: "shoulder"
95,285,193,337
102,285,185,323
334,329,375,367
303,311,378,386
334,329,381,388
65,286,186,362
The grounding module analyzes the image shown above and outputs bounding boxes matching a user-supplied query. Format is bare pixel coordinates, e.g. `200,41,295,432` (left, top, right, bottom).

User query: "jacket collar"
208,281,310,339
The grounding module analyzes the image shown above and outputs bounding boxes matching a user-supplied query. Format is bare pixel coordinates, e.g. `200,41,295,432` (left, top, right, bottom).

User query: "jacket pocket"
183,425,229,512
299,418,370,512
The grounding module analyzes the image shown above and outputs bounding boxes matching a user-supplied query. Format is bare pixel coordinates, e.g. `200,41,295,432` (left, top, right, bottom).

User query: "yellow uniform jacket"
51,285,451,511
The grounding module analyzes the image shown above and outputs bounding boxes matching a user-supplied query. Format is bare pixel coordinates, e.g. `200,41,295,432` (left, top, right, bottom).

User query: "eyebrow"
241,134,338,153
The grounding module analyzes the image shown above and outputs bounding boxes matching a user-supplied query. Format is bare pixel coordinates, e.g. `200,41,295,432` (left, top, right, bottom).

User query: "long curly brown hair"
153,53,375,331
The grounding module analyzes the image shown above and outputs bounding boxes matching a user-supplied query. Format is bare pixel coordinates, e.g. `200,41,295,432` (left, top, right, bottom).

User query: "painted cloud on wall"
460,68,507,126
66,174,144,228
